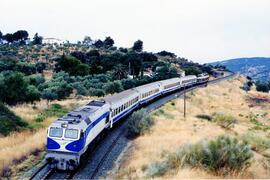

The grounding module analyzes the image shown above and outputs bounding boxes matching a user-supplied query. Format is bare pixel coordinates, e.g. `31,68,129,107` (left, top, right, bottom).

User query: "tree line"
0,30,216,105
0,30,43,45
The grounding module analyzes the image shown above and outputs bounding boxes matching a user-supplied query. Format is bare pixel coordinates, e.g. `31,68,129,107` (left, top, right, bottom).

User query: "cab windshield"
49,127,63,138
65,129,79,139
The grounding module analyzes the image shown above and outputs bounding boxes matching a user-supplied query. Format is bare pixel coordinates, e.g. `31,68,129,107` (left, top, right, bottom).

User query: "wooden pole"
184,85,186,118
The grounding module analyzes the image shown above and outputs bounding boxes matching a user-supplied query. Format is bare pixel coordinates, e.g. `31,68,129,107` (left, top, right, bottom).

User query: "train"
46,73,209,170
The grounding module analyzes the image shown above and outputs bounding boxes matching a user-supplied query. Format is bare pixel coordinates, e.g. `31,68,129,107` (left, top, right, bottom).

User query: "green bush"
255,81,269,93
55,55,90,76
0,72,40,105
25,85,41,103
212,113,237,129
14,62,37,75
0,103,28,135
145,135,253,177
34,104,68,122
121,78,136,90
249,113,270,131
242,133,270,152
28,74,45,86
88,88,105,97
127,109,154,138
145,161,169,177
41,81,73,100
183,66,203,76
72,82,88,96
103,81,124,94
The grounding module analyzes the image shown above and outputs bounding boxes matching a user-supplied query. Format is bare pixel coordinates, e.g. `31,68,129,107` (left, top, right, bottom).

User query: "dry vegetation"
112,75,270,179
0,96,95,178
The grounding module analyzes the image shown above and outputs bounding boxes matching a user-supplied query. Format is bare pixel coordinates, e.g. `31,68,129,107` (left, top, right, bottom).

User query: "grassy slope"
113,75,270,179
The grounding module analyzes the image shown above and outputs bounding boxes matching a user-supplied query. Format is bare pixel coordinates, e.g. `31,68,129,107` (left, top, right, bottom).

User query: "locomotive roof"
55,104,102,125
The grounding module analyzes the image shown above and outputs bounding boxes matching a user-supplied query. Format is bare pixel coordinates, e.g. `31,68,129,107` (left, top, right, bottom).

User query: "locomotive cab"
46,125,84,170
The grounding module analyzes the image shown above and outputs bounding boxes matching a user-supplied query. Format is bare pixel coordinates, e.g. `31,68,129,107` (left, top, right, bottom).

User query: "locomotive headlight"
61,123,68,128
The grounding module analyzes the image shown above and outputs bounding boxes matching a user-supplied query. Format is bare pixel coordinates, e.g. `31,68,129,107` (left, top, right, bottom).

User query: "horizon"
1,0,270,63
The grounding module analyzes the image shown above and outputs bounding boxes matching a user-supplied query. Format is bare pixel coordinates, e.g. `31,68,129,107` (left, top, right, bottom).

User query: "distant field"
113,76,270,179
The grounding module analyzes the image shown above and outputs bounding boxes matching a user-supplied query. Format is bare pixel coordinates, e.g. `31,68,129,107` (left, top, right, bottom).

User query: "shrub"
34,104,68,122
0,57,17,72
249,113,270,131
25,85,41,103
255,81,269,92
183,66,203,76
145,135,253,177
0,103,28,135
41,81,73,100
0,72,40,105
242,133,270,152
127,109,154,138
41,88,58,100
14,62,37,75
55,55,90,76
28,74,45,86
145,161,169,177
121,78,136,90
88,88,105,97
103,81,124,94
72,82,88,96
212,113,237,129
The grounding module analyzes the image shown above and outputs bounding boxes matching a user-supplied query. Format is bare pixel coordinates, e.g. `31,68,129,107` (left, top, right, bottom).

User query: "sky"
1,0,270,63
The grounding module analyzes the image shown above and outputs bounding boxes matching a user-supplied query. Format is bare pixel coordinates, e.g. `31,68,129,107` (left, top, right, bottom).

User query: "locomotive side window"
65,129,79,139
49,127,63,138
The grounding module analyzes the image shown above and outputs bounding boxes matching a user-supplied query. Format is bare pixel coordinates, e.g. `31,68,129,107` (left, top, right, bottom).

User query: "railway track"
29,73,236,180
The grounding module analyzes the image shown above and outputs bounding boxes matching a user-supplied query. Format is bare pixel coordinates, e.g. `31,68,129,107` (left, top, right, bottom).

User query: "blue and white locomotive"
46,74,209,170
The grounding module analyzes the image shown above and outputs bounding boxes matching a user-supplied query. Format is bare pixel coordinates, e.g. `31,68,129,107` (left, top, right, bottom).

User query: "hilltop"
210,57,270,81
112,76,270,179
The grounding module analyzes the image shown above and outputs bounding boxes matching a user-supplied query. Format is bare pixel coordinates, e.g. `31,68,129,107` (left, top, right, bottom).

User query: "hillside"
210,57,270,81
112,76,270,179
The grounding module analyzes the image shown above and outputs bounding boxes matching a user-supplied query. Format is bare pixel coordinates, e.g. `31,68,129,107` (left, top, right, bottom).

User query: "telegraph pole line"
184,84,186,118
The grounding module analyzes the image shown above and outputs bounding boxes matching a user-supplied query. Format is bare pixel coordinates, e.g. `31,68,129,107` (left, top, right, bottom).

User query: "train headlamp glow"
61,123,68,128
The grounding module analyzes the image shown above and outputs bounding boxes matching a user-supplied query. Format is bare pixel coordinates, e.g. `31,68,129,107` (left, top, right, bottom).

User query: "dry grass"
0,96,96,177
0,129,46,176
10,96,95,125
113,75,270,179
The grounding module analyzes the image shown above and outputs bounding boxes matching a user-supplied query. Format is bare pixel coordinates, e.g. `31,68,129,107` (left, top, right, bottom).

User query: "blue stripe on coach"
112,103,139,123
162,86,181,94
140,92,162,104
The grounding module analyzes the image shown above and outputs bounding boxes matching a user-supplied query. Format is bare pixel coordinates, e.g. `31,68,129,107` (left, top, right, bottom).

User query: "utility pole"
128,62,131,75
184,84,186,118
